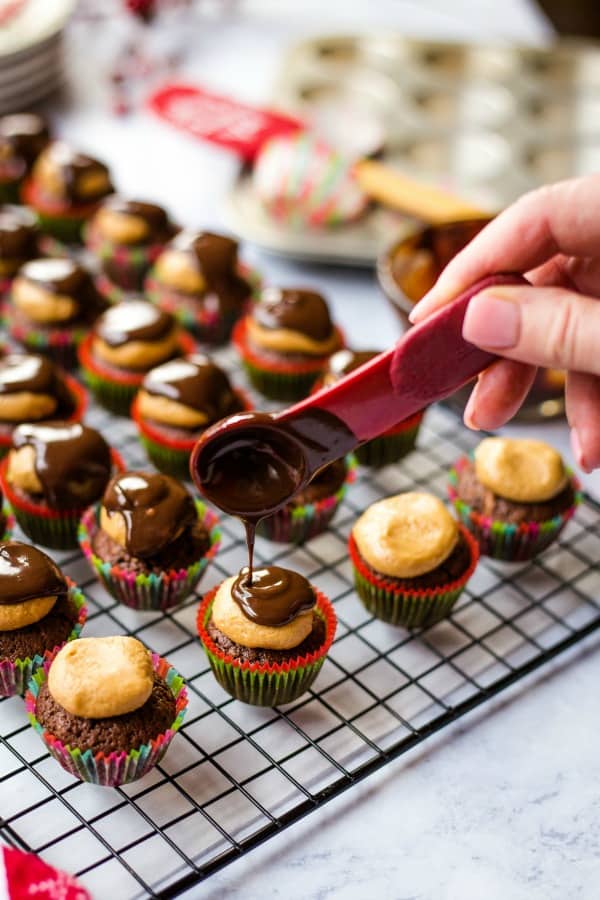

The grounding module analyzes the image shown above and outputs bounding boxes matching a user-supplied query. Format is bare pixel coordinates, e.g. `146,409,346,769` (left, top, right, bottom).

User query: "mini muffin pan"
225,34,600,265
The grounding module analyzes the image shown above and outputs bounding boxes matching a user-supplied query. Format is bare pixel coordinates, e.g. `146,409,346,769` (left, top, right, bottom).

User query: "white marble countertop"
51,2,600,897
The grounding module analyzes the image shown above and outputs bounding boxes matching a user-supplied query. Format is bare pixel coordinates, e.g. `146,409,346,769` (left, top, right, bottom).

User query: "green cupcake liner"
241,357,321,402
35,210,86,244
0,180,21,204
81,364,139,415
138,432,192,480
355,421,421,468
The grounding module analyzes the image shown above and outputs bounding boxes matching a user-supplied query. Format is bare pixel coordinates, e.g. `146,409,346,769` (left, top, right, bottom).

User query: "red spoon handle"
277,273,527,442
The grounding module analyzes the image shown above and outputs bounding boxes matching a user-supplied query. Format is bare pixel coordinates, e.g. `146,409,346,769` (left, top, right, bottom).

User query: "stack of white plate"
0,0,75,114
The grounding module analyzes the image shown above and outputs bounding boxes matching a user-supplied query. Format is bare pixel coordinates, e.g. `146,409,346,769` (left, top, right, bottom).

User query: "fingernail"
463,292,521,349
571,428,591,473
463,392,481,431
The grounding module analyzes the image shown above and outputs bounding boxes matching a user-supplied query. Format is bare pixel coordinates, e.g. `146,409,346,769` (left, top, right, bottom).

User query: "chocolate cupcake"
26,635,187,786
0,421,120,549
145,230,256,343
349,492,479,628
86,196,177,298
0,114,49,203
257,455,356,544
8,258,107,368
0,205,39,295
132,353,250,479
79,470,220,610
23,141,113,247
0,541,87,697
448,437,581,561
314,348,426,467
0,353,86,457
233,287,344,400
78,299,194,414
198,565,336,705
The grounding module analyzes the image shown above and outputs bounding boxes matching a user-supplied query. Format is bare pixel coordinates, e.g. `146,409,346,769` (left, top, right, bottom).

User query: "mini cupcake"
0,354,87,458
0,421,119,549
314,348,425,467
257,455,356,544
0,541,86,697
0,205,39,296
0,113,49,203
8,258,107,368
448,437,581,561
23,141,113,247
349,492,479,628
26,635,186,786
78,299,194,414
85,196,177,299
145,230,256,343
79,470,220,610
197,565,336,706
233,287,344,400
132,353,250,479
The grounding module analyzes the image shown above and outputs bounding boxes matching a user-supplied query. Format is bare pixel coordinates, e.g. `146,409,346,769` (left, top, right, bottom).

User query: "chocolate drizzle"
101,196,173,243
0,205,37,261
167,230,250,312
0,541,67,605
19,258,105,322
0,114,49,166
0,354,70,404
142,355,243,421
13,422,112,508
102,471,197,557
96,300,174,347
231,565,316,626
253,288,334,341
35,142,112,204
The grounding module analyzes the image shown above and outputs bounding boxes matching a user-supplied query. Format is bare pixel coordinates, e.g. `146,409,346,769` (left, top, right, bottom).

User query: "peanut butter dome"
13,258,106,325
0,206,38,273
0,114,49,166
32,141,112,204
92,196,174,245
254,288,334,341
0,353,73,422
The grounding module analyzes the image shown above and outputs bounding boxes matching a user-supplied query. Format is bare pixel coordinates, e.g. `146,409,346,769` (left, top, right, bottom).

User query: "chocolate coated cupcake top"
0,205,37,261
97,196,174,243
142,354,242,420
253,288,333,341
33,141,112,204
0,114,49,166
0,540,67,605
231,565,316,627
96,300,174,347
0,353,70,403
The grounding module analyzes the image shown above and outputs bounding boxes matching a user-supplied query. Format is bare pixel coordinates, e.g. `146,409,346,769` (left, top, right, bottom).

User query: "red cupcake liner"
85,221,167,292
22,178,102,243
197,586,336,705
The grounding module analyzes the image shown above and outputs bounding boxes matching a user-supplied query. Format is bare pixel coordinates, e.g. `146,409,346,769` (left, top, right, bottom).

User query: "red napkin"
1,846,90,900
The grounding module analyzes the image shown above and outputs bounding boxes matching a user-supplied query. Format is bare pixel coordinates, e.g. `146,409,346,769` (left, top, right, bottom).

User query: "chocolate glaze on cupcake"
31,142,112,206
92,300,180,372
0,114,50,169
0,206,38,279
249,287,341,359
0,354,76,425
321,348,377,386
12,258,106,327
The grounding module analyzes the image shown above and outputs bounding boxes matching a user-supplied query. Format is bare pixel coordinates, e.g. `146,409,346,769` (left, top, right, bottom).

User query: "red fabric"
2,846,90,900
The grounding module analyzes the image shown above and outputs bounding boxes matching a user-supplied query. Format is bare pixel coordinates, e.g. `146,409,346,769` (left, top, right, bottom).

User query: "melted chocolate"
253,288,333,341
102,471,197,557
142,355,242,422
0,205,37,261
0,114,49,166
0,354,68,401
38,142,112,204
167,231,250,312
96,300,174,347
13,422,112,508
231,565,316,626
324,349,378,383
19,258,105,321
0,541,67,605
101,196,172,242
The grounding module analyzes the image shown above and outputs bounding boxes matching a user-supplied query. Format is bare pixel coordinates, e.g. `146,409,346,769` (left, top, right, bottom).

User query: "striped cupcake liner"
85,224,167,293
22,178,100,244
349,528,479,628
448,456,582,562
257,455,356,544
355,412,424,468
0,582,87,698
197,587,336,706
26,652,187,786
0,450,125,550
2,503,14,540
7,313,89,370
78,500,221,611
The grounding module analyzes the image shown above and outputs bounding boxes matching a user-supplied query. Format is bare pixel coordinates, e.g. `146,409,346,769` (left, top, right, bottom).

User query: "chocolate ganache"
0,354,71,406
101,197,172,242
169,231,250,310
37,142,112,203
102,471,197,557
0,114,49,166
0,206,37,261
232,565,316,626
253,288,333,341
19,258,105,321
13,422,112,508
0,541,67,605
142,355,242,421
96,300,173,347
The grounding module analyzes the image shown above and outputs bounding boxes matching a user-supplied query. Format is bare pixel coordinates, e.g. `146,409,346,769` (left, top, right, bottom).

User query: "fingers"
461,283,600,375
566,372,600,473
410,174,600,323
463,360,537,431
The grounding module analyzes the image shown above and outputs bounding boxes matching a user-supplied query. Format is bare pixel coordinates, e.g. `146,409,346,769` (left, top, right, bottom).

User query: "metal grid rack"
1,345,599,899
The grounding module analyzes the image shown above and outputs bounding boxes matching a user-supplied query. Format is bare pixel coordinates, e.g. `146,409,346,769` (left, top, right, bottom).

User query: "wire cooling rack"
1,344,600,899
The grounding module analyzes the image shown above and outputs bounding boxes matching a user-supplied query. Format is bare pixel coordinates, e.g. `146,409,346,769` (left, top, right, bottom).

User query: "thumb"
462,284,600,375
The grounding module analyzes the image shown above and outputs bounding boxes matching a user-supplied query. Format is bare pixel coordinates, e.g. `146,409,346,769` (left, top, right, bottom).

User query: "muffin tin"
1,347,599,898
225,34,600,264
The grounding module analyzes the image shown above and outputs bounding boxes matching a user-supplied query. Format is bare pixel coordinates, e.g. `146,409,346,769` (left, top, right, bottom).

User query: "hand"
410,175,600,472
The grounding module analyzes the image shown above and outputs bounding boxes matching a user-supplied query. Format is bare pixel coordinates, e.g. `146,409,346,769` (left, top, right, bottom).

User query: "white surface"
48,2,600,898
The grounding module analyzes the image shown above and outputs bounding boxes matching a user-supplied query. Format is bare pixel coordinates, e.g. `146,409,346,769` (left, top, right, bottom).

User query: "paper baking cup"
0,179,20,204
26,652,187,786
349,527,479,628
0,373,87,460
78,330,196,415
22,178,100,244
145,262,261,344
197,586,336,706
0,449,125,550
448,456,582,561
232,317,344,401
78,500,221,611
6,309,88,370
257,455,356,544
131,388,253,480
2,503,14,540
0,582,87,698
85,223,167,293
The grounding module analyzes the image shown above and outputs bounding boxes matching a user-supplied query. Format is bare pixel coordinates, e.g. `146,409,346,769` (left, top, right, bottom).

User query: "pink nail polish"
463,293,521,349
571,429,591,473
